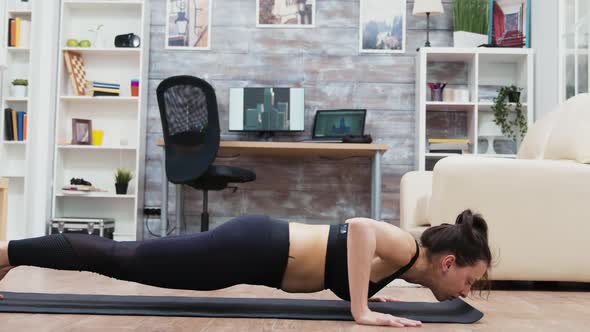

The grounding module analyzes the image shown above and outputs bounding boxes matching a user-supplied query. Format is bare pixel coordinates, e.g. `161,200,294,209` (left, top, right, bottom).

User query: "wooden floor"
0,267,588,331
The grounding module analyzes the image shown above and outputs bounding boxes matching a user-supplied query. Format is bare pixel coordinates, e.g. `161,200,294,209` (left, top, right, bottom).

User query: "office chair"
156,75,256,232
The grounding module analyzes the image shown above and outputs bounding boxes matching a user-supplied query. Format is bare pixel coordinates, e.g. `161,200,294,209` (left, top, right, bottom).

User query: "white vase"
11,85,27,98
93,30,105,48
453,31,488,48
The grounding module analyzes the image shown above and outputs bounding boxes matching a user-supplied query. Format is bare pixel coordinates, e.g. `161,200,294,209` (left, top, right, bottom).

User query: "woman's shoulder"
345,217,411,239
366,219,417,266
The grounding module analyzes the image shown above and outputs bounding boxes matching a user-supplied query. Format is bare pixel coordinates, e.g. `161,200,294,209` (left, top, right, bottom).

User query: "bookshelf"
51,0,150,241
0,0,33,239
415,48,534,171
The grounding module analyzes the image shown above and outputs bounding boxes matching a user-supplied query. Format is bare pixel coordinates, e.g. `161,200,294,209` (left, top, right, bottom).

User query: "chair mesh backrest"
163,85,208,136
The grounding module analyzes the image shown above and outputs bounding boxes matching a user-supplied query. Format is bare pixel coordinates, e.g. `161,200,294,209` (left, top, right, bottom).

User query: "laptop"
306,109,367,142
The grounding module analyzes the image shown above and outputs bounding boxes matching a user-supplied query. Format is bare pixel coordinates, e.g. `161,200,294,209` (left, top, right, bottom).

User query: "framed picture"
72,119,92,145
359,0,406,53
165,0,212,50
488,0,530,48
257,0,315,28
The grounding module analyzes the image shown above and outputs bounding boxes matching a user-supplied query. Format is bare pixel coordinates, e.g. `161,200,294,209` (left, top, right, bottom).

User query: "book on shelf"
8,19,14,47
92,81,120,96
11,110,17,140
429,142,469,150
93,90,120,97
93,82,120,89
6,17,31,48
16,112,24,141
429,149,463,154
4,108,13,140
23,113,27,140
428,138,470,144
4,108,27,141
428,138,470,153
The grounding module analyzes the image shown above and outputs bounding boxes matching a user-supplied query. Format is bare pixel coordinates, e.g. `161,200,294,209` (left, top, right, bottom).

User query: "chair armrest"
400,171,433,231
429,155,590,281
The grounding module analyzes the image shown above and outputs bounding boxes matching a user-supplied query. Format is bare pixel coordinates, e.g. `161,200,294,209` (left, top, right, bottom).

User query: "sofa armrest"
400,171,433,231
429,155,590,281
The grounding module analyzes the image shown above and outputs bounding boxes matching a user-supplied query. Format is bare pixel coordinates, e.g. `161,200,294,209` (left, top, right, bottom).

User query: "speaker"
342,134,373,144
114,33,141,48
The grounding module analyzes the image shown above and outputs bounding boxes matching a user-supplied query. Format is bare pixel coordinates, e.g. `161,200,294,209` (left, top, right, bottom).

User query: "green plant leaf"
115,168,133,184
491,85,528,141
453,0,488,34
11,79,28,86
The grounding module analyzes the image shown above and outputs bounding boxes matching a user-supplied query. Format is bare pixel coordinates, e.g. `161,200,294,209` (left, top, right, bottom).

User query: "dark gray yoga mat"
0,292,483,324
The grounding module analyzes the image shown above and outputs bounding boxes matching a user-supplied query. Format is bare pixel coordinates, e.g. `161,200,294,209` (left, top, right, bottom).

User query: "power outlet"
143,207,161,216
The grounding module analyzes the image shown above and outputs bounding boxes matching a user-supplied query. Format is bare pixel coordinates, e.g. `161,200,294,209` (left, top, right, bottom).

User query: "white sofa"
400,93,590,282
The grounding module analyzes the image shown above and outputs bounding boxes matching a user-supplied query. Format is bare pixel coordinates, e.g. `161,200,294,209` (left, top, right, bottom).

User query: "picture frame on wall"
488,0,531,48
257,0,315,28
165,0,212,50
72,119,92,145
359,0,407,53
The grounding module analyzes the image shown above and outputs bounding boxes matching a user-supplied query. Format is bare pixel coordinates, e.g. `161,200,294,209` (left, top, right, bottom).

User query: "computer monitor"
229,87,304,137
312,109,366,139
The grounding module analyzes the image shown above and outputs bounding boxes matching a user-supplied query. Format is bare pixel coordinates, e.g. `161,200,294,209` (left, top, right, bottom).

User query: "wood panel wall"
143,0,455,234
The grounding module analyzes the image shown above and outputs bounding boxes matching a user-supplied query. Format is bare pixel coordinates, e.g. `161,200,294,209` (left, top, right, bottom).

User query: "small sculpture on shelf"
61,178,107,195
114,168,133,195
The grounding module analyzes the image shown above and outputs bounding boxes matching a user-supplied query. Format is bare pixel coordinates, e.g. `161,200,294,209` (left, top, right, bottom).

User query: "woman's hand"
369,295,403,302
355,309,422,328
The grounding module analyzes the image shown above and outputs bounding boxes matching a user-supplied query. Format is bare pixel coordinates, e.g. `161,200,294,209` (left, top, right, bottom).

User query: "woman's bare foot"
0,241,10,267
0,241,13,279
0,241,13,299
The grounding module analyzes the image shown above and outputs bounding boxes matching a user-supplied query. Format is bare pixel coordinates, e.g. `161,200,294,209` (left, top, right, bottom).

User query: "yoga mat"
0,292,483,324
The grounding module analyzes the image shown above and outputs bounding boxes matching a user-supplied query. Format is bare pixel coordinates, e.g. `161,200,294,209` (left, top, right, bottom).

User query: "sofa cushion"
408,226,429,241
516,110,562,160
544,93,590,163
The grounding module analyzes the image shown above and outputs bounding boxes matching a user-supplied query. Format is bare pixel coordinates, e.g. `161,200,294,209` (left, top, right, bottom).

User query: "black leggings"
7,215,290,290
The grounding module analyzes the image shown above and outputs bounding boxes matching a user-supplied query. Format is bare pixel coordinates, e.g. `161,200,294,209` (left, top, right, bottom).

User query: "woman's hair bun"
455,209,488,240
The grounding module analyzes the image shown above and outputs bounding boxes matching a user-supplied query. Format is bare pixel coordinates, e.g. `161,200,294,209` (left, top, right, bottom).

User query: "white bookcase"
415,47,534,171
51,0,150,240
0,0,33,239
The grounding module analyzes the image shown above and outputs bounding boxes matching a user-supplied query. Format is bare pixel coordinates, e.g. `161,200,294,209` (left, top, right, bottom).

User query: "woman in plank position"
0,208,491,328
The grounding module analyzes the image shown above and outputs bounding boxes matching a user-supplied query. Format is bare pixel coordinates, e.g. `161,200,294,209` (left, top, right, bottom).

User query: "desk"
156,140,388,235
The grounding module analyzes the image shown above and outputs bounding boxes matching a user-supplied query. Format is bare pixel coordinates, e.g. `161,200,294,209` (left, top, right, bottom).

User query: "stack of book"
6,17,31,48
428,138,470,154
92,81,120,96
4,108,27,141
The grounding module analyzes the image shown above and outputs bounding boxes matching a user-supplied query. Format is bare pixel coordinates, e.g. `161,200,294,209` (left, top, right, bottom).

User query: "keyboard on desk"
301,139,343,143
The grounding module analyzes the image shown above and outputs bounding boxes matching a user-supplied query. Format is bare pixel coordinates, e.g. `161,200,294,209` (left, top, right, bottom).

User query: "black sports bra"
323,223,420,301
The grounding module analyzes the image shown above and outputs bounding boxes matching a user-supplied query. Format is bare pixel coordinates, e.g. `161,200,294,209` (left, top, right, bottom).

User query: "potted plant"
453,0,488,47
491,85,528,143
11,79,28,98
114,168,133,195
